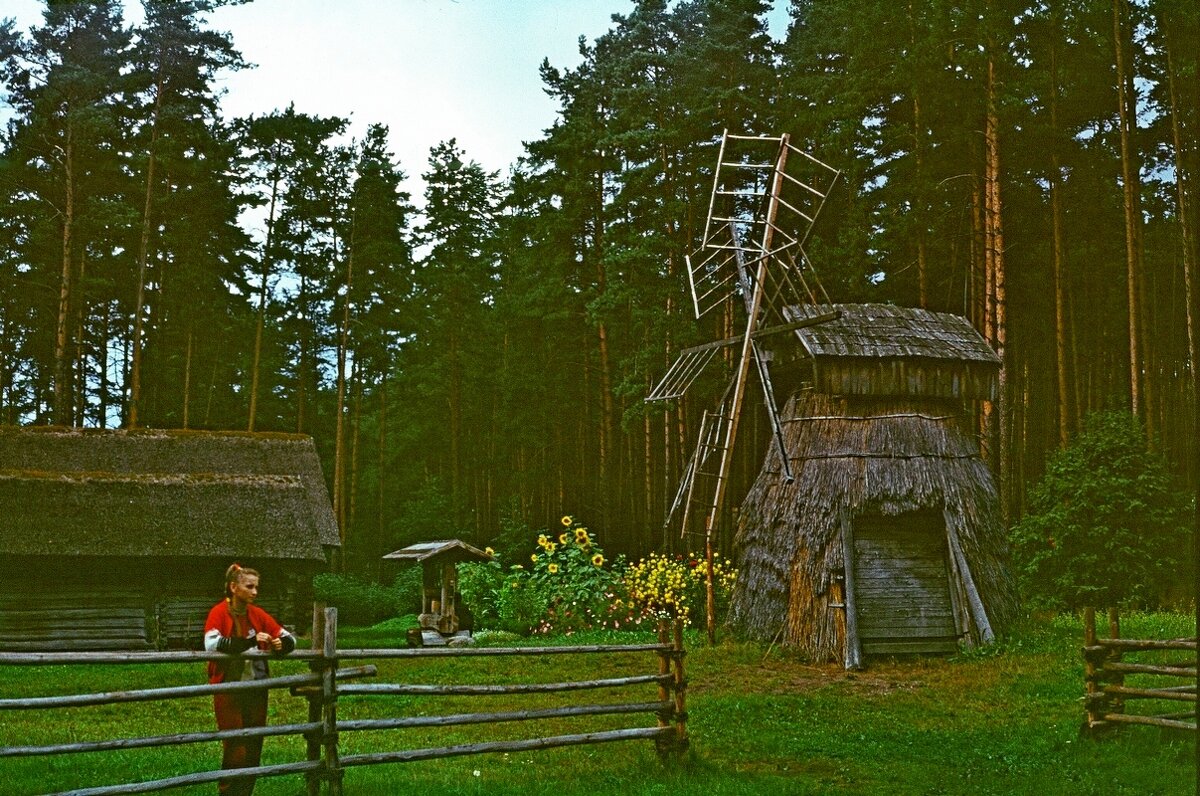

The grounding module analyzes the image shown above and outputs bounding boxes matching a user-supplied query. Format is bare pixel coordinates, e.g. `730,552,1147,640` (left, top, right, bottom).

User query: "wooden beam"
946,529,994,644
841,517,862,670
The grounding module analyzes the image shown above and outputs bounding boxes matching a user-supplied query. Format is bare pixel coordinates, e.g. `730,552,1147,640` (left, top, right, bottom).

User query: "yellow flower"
485,546,495,557
558,532,569,545
531,554,539,564
575,528,590,544
548,563,560,574
538,534,549,547
591,554,605,567
561,515,572,526
545,542,557,554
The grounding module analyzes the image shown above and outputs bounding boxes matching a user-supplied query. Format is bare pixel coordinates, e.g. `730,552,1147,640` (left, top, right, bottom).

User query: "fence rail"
0,606,688,796
1082,606,1198,733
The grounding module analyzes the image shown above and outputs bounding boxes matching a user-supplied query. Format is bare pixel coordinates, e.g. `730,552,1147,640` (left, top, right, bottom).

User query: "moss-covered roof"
0,427,338,560
787,304,1001,364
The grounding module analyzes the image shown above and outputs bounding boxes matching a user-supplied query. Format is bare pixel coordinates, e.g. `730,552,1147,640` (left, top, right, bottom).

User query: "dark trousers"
214,690,269,796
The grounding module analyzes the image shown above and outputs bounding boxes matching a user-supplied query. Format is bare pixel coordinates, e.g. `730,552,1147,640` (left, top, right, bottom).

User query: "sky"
3,0,789,199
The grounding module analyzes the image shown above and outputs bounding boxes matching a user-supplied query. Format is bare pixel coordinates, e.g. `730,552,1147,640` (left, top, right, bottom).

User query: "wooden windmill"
647,131,841,642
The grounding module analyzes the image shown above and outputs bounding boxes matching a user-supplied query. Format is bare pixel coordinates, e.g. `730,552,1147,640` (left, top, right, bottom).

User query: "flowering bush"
459,516,740,635
460,516,627,635
622,552,737,626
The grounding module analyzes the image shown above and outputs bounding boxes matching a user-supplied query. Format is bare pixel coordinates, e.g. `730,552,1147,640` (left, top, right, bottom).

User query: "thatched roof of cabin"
728,392,1018,659
783,304,1000,401
0,427,338,561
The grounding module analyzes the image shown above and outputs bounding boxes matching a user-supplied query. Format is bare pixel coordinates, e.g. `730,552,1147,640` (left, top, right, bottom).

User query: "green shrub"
1009,411,1191,610
313,572,412,626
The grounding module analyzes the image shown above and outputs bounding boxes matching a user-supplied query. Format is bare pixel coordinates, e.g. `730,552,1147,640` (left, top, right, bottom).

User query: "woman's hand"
255,631,273,649
269,635,284,652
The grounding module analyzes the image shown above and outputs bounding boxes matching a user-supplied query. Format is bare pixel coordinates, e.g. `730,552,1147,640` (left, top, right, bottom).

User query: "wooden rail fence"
0,606,688,796
1082,606,1197,733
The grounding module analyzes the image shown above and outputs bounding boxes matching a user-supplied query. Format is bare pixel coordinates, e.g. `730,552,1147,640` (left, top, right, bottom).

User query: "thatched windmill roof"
730,391,1018,660
785,304,1000,401
0,427,338,561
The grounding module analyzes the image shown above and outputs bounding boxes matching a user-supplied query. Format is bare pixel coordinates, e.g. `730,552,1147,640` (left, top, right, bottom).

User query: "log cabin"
0,426,338,650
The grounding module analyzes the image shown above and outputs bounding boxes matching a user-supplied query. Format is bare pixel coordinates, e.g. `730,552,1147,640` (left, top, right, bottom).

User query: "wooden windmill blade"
660,130,844,643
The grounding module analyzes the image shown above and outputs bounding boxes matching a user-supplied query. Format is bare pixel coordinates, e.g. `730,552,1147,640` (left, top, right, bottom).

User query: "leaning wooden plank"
50,759,323,796
0,649,319,665
0,721,321,757
0,665,375,710
340,727,676,767
337,701,671,733
338,673,669,697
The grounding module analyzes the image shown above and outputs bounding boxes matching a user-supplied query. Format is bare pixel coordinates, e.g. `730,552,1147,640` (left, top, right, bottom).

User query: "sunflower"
544,542,557,554
547,563,560,574
561,515,573,526
574,528,590,544
537,534,549,548
558,532,570,545
591,553,605,567
484,547,495,557
530,554,539,564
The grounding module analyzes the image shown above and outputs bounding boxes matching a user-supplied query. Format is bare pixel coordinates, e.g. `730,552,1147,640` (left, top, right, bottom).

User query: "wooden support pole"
1107,606,1124,715
1083,606,1106,731
672,619,688,755
323,607,342,796
654,621,673,760
306,602,326,796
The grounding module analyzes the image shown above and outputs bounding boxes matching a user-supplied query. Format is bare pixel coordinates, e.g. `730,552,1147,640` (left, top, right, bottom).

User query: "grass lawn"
0,612,1193,795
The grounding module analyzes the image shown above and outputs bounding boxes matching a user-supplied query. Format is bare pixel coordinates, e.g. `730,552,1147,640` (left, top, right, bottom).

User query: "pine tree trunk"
182,327,193,429
1165,22,1199,388
1113,0,1146,426
248,170,280,433
334,233,353,559
54,128,76,427
985,34,1009,523
1050,14,1072,446
129,79,163,429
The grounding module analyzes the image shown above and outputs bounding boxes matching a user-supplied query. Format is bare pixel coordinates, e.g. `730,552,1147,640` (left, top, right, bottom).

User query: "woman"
204,564,295,796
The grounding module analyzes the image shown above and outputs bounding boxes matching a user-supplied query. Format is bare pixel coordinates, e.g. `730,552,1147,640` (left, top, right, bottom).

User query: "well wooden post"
305,603,326,796
322,607,342,796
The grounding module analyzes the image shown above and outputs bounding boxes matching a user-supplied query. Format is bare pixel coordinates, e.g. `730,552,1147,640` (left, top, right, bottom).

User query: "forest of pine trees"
1,0,1195,576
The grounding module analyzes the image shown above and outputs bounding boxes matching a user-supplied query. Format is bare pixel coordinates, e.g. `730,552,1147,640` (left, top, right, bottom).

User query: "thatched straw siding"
729,392,1018,661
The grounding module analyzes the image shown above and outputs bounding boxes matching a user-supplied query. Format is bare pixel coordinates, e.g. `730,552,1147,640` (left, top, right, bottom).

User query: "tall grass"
0,612,1193,795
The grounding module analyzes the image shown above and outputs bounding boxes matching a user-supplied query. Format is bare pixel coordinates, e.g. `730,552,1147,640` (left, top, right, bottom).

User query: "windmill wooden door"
852,511,958,655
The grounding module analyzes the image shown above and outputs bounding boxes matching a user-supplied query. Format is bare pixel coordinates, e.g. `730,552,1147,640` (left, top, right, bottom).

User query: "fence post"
1082,606,1110,733
654,620,673,760
305,603,326,796
672,619,689,756
1107,607,1124,716
322,607,342,796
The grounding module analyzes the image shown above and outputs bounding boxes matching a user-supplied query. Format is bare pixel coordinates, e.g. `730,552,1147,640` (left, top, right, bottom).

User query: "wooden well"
382,540,493,637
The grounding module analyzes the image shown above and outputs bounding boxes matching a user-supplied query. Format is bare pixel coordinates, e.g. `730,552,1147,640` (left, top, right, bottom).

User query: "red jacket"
203,600,288,684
